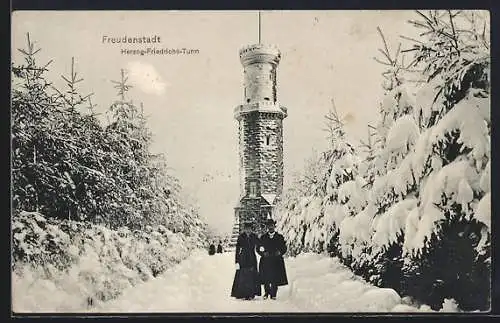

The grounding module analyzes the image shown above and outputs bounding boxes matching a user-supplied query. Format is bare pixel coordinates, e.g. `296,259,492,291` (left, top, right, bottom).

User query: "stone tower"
232,43,287,237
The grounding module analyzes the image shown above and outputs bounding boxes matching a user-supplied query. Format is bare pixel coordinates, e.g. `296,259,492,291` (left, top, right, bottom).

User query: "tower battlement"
239,43,281,66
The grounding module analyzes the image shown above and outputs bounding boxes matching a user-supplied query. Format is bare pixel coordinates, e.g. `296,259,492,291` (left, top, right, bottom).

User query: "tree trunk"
33,145,39,212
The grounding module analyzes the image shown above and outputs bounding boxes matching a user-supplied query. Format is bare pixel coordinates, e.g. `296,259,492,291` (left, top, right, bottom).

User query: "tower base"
234,197,275,238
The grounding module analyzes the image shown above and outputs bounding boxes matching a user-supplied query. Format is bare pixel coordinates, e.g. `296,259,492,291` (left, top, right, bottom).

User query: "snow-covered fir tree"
11,34,208,307
277,99,362,256
396,10,490,310
276,10,490,311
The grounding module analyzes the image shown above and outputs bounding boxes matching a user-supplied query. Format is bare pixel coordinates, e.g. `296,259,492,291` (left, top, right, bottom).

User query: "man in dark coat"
257,218,288,300
217,242,223,253
231,222,261,300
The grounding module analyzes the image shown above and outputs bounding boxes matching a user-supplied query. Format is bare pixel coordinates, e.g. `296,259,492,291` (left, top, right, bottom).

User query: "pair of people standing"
230,219,288,300
208,242,224,255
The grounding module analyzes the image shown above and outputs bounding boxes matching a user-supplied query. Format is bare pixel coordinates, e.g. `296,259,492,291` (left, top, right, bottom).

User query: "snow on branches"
277,10,490,311
11,31,208,279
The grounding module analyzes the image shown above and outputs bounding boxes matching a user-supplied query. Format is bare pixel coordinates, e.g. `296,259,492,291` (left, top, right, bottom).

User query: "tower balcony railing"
234,101,287,120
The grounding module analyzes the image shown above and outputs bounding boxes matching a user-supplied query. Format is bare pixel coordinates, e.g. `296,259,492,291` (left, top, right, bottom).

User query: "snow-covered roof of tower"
239,43,281,66
262,194,277,205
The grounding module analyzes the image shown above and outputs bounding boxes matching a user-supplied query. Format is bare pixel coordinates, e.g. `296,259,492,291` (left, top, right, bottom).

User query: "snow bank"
12,269,89,312
287,253,444,312
12,211,202,312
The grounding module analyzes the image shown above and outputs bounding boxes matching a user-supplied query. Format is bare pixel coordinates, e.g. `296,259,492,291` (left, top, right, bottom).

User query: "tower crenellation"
238,44,281,64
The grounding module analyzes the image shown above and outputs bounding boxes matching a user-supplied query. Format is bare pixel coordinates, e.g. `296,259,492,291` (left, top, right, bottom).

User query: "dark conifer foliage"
12,32,206,236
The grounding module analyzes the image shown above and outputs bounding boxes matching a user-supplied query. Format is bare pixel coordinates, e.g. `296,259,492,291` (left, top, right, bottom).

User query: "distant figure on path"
208,242,216,255
257,218,288,300
231,222,261,300
217,242,223,253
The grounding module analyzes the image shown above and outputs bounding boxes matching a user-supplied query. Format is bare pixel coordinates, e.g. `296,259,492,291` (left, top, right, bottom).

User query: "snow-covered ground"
86,250,445,313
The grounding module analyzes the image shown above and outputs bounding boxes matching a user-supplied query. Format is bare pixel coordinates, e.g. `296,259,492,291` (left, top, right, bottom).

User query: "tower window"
247,98,251,103
249,181,257,197
265,135,271,146
264,97,270,101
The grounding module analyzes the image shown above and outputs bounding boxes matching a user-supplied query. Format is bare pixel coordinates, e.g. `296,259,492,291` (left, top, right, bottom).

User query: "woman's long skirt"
230,267,261,299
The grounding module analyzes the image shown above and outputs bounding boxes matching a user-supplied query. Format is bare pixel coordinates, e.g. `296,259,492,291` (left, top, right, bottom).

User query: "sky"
12,10,422,234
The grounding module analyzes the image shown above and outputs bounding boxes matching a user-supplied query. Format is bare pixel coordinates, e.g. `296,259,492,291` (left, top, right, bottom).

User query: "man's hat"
265,218,276,226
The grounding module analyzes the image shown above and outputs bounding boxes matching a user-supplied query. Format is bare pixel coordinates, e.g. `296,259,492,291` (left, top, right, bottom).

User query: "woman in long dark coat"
256,218,288,300
230,222,261,300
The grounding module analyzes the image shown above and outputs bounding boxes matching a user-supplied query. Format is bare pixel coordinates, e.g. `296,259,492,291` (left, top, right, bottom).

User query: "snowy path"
93,250,422,313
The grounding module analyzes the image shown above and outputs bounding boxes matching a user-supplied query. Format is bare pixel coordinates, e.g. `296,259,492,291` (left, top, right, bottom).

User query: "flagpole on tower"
258,11,261,44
